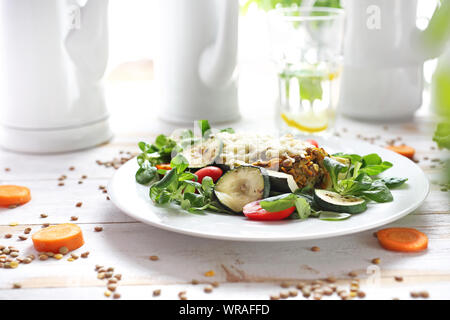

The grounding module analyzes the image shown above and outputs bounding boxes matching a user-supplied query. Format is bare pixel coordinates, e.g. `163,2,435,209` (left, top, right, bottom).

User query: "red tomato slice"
194,166,223,183
156,164,172,170
305,139,319,148
243,200,295,221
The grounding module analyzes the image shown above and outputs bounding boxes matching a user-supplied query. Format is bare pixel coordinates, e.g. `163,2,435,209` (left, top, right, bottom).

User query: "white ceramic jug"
339,0,450,121
154,0,240,124
0,0,111,153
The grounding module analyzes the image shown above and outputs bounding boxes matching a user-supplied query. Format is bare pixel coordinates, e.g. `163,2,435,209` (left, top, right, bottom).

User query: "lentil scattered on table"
204,286,213,293
153,289,161,296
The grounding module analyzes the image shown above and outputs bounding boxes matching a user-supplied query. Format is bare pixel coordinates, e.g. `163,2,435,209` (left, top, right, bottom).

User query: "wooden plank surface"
0,77,449,300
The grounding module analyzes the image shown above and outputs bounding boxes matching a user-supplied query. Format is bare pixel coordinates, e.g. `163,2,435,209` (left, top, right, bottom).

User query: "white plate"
108,137,429,242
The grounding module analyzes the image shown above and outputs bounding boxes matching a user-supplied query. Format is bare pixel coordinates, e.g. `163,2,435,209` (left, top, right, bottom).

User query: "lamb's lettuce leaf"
325,152,406,204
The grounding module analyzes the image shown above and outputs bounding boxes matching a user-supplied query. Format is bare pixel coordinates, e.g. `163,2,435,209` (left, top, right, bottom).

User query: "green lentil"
59,247,69,255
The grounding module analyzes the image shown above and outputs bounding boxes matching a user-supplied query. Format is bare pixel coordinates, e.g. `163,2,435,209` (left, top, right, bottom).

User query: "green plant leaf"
180,137,201,149
152,169,178,190
149,185,161,202
333,153,362,165
220,128,235,134
201,176,215,198
379,177,408,189
298,76,323,102
184,192,206,207
170,154,189,174
180,129,194,139
178,172,197,181
157,190,172,204
155,134,170,149
323,157,347,191
362,153,382,166
294,197,311,219
260,193,297,212
181,199,191,210
360,180,393,203
359,161,393,176
135,166,157,185
338,173,372,195
198,120,211,138
157,169,168,175
183,183,196,195
319,211,351,221
138,141,149,152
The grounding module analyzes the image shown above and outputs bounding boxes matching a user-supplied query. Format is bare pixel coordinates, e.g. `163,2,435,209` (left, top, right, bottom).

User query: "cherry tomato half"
243,200,295,221
305,139,319,148
194,166,223,183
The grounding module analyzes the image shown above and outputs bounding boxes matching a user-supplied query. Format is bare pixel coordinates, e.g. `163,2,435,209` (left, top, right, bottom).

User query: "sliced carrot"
385,145,415,159
32,223,84,253
377,228,428,252
0,185,31,207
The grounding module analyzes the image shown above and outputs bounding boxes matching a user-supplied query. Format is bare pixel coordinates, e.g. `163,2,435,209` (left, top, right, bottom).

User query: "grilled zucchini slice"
267,170,299,193
214,166,270,213
314,189,367,214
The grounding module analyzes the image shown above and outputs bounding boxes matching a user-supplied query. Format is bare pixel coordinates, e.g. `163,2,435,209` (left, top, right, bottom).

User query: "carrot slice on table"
32,223,84,253
0,185,31,207
377,228,428,252
385,145,415,159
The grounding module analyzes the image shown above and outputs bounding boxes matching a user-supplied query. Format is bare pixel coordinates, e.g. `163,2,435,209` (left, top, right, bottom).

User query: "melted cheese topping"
214,132,314,166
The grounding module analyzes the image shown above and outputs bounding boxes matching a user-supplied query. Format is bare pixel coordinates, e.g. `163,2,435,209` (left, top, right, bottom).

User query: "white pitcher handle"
198,0,239,88
64,0,109,81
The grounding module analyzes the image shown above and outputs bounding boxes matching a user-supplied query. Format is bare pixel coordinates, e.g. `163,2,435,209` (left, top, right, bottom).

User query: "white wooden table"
1,66,449,300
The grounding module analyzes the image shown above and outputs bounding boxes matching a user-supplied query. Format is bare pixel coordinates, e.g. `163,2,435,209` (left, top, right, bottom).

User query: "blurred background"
106,0,448,136
0,0,449,153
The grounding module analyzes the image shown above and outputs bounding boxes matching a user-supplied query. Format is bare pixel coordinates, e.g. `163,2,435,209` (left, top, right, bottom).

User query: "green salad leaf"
260,193,298,212
360,179,393,203
359,153,393,176
220,128,235,134
137,134,178,169
260,193,315,220
198,120,211,138
135,119,236,215
319,212,351,221
170,154,189,174
294,197,311,219
325,152,407,204
136,120,215,185
293,187,321,213
147,156,231,214
178,129,201,149
135,164,158,185
379,177,408,189
135,120,405,221
323,157,347,189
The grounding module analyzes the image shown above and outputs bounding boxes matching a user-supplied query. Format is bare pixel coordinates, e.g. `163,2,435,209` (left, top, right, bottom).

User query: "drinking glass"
268,7,345,135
